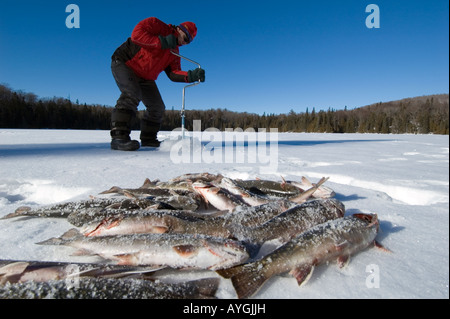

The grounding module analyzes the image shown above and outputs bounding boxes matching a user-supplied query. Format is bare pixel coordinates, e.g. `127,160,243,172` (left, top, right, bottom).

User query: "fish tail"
217,262,269,299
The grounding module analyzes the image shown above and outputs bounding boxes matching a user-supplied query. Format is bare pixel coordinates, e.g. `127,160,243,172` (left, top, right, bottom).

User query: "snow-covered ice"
0,129,448,299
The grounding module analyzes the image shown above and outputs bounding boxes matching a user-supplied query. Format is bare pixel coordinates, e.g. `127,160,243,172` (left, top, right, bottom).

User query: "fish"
103,187,201,211
288,177,329,203
0,196,154,221
232,198,346,247
0,260,157,285
216,177,270,206
234,176,335,200
233,179,302,198
0,197,129,220
100,179,195,198
77,200,301,239
223,199,298,229
217,213,382,299
79,209,231,239
193,177,330,212
78,199,301,240
37,231,249,270
193,182,249,212
1,189,200,222
66,204,199,228
0,276,220,299
168,172,224,184
284,176,336,199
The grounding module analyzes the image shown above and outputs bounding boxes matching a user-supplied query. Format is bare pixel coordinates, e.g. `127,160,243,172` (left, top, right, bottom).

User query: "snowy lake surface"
0,129,448,299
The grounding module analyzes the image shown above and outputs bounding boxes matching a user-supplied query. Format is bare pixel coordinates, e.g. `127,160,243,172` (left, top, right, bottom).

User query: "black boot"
140,119,161,148
141,134,161,147
111,138,140,151
110,109,140,151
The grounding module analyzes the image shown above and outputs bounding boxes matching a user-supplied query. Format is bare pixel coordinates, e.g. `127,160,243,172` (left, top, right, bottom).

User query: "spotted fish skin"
230,198,345,246
217,213,380,299
0,277,220,299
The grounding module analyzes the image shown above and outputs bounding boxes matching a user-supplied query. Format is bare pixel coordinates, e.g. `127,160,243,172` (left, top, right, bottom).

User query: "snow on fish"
0,172,366,299
0,276,220,299
192,182,249,212
0,259,158,285
217,213,387,299
0,197,131,220
78,209,231,238
193,176,330,212
231,198,345,247
37,231,249,270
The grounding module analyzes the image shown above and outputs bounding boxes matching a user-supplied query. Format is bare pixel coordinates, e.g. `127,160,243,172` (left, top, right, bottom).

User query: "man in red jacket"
110,17,205,151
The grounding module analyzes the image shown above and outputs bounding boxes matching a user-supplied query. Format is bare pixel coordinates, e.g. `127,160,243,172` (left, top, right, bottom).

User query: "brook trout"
218,213,381,299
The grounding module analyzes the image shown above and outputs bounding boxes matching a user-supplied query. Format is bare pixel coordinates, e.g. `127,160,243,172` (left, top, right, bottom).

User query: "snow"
0,128,448,299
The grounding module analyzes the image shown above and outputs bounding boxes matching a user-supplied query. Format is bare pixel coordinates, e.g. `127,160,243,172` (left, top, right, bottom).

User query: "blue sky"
0,0,448,115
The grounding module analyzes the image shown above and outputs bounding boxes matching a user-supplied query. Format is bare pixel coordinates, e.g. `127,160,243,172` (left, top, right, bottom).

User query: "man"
110,17,205,151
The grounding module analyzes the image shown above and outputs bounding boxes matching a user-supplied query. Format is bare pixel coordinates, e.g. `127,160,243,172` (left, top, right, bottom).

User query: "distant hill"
345,94,449,134
1,84,448,134
362,94,449,109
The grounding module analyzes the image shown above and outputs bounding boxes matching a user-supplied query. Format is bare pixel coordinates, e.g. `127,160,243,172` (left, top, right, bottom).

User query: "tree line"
1,84,448,134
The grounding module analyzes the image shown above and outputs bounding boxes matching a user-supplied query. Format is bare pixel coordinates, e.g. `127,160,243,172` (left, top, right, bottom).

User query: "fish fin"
280,176,287,189
290,264,315,286
61,228,82,239
140,178,153,188
151,226,169,234
36,237,62,245
123,190,138,199
301,176,312,186
99,186,122,194
303,177,335,198
289,177,329,203
36,228,81,245
1,206,32,219
374,240,392,253
217,263,269,299
173,245,198,258
316,177,329,187
0,262,30,276
337,255,350,268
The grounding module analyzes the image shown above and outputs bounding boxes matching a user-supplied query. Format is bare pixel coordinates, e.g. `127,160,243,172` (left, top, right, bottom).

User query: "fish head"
193,182,214,196
203,239,250,269
322,198,346,218
353,213,379,231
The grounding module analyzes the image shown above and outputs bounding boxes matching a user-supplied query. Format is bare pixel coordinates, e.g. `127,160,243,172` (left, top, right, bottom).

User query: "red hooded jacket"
113,17,189,82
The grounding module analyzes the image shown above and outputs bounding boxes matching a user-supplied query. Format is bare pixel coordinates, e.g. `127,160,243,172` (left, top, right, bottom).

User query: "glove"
159,34,177,50
188,68,205,82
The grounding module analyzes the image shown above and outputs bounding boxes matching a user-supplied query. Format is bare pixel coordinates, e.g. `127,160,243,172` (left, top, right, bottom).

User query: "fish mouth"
353,213,379,229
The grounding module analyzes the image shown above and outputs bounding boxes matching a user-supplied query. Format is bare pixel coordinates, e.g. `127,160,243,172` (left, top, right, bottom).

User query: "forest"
0,84,448,135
